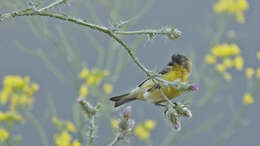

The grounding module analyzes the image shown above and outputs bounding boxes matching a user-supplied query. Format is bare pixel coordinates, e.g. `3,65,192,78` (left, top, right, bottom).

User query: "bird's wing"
137,78,149,87
158,67,171,75
137,67,170,88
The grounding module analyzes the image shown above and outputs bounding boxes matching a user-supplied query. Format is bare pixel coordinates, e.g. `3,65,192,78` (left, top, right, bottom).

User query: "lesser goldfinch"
110,54,192,107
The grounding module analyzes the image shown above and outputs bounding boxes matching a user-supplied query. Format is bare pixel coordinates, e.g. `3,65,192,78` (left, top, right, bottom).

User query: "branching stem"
0,0,180,79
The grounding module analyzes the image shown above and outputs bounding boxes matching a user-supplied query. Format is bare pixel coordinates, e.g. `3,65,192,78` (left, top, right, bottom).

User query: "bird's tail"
109,93,137,107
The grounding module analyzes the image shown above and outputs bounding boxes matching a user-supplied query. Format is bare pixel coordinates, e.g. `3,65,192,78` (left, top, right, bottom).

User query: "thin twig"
39,0,67,11
108,133,121,146
24,110,51,146
159,88,175,107
114,27,181,39
1,9,154,77
0,0,181,79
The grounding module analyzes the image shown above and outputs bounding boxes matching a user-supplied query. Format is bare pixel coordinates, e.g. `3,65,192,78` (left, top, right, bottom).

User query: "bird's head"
167,54,192,73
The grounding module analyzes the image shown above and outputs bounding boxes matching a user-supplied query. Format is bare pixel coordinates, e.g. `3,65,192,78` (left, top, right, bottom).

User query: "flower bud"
122,106,132,120
129,119,135,130
191,84,199,91
119,119,128,131
174,121,181,131
183,108,192,118
167,28,182,40
77,96,84,103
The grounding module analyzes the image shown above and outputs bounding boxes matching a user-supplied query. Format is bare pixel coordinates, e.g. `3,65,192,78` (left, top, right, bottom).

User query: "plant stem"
87,116,96,146
114,28,180,37
24,110,50,146
108,133,121,146
159,88,175,107
0,0,180,79
39,0,67,11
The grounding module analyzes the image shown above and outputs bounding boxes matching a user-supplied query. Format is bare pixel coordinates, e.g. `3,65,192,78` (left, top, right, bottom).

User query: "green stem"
214,106,247,146
6,122,14,146
24,110,50,146
114,28,179,36
108,133,121,146
39,0,67,11
87,116,96,146
0,6,179,78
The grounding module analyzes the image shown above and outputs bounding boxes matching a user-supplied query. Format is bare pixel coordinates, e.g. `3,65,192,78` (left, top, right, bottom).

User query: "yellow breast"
137,67,190,103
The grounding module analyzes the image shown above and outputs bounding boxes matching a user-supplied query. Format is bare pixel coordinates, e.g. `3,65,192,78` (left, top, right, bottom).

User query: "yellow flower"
223,58,233,68
257,51,260,60
245,67,254,79
0,75,38,111
0,87,12,105
3,75,25,89
103,83,113,94
72,140,81,146
110,119,119,129
79,68,109,88
9,94,34,111
144,120,156,130
52,116,63,128
103,70,110,76
79,84,88,98
134,124,150,140
79,68,89,79
234,55,244,70
237,0,249,9
31,83,39,92
216,64,226,73
243,93,254,105
87,75,96,85
236,12,245,23
211,43,240,57
223,72,232,81
0,128,9,142
66,121,76,133
54,131,72,146
256,68,260,79
213,0,249,23
0,112,4,121
0,111,22,122
205,54,217,64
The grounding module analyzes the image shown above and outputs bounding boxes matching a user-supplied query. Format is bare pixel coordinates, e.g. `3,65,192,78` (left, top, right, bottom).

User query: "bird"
109,54,192,107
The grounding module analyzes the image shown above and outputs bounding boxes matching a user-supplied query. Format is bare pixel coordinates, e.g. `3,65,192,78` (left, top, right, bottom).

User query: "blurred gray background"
0,0,260,146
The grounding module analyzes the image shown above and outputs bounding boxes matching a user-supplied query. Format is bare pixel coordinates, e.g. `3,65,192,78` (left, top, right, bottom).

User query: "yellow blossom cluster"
213,0,249,23
205,43,244,81
54,131,81,146
52,116,76,133
78,68,113,99
257,51,260,60
254,52,260,79
245,67,254,79
256,68,260,79
0,75,38,143
243,93,254,105
0,111,22,123
134,120,156,141
52,116,81,146
103,83,113,95
0,75,39,111
110,118,119,129
243,54,260,80
0,128,9,142
211,44,240,57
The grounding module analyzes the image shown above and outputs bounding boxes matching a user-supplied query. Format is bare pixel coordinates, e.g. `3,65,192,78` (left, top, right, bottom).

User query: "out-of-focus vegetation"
0,0,259,146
